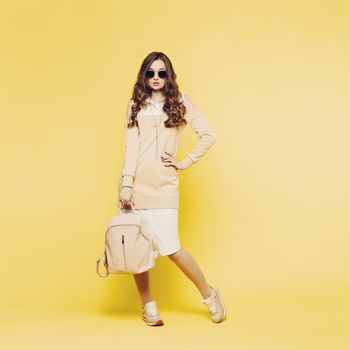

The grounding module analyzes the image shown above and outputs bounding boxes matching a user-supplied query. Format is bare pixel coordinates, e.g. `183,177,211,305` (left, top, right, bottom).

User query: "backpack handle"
118,200,137,213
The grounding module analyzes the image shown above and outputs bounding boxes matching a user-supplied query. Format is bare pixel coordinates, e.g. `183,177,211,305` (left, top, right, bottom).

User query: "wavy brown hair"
127,51,187,129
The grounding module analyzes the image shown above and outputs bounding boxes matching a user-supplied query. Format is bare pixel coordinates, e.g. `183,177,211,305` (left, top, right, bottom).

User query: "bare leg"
168,247,212,299
133,270,153,306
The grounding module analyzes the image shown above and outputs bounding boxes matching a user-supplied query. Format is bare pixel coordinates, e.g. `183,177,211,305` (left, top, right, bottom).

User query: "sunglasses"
145,70,167,79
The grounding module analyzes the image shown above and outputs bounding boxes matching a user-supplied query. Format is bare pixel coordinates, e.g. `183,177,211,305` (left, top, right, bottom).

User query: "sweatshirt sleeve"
178,93,217,169
120,99,140,187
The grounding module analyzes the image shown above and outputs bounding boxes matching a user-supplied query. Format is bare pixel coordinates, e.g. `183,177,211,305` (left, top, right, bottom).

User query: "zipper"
122,234,127,271
139,231,150,242
106,224,140,235
106,224,149,242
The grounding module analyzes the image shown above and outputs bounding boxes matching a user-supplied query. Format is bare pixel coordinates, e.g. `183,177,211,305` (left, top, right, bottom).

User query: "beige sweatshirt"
118,92,216,209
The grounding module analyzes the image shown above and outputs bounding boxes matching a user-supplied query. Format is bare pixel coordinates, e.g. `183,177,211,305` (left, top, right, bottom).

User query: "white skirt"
134,208,181,256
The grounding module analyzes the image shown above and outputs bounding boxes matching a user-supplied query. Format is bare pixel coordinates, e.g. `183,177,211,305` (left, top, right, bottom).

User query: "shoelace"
203,289,218,315
207,300,218,314
144,305,159,316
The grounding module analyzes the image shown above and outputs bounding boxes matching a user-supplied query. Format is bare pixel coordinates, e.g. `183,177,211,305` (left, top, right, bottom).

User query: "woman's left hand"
161,151,184,170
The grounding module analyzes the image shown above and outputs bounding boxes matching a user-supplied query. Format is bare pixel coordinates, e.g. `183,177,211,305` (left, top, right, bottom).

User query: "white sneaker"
142,301,164,326
201,285,227,323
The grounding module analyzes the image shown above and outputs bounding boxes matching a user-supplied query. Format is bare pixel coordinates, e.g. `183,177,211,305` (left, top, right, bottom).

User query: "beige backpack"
96,204,159,278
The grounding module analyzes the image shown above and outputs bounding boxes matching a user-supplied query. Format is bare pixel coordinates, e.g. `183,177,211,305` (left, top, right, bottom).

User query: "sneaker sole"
142,316,164,326
212,286,227,322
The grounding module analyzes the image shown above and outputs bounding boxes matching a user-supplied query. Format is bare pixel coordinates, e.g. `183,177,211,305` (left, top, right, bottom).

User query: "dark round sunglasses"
145,70,167,79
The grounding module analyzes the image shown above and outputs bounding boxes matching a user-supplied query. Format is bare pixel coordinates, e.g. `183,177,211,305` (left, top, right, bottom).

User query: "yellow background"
1,0,349,349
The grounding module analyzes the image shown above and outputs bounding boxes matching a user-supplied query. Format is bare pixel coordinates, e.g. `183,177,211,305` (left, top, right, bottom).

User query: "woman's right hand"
119,186,134,209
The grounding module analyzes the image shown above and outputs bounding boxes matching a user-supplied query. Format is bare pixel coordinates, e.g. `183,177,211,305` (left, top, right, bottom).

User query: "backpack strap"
96,251,109,278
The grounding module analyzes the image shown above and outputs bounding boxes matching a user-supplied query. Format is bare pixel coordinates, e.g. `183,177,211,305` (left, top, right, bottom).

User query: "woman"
118,51,227,326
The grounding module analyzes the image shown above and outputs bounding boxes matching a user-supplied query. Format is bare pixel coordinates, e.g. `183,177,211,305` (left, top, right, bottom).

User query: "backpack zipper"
106,224,140,235
106,224,150,242
122,234,128,271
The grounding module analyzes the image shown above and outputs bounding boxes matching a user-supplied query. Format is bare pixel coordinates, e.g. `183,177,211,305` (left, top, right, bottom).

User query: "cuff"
179,156,195,169
121,175,134,187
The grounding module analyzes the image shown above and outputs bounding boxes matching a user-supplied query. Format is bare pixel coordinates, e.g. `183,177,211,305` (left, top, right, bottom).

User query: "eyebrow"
148,69,166,71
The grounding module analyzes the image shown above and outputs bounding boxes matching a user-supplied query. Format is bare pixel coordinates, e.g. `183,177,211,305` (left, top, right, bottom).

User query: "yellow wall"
1,0,349,320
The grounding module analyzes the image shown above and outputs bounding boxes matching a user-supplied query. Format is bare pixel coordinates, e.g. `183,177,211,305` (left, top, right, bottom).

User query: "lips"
153,82,159,85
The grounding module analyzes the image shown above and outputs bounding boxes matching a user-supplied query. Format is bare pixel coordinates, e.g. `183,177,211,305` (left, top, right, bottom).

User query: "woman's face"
145,59,167,91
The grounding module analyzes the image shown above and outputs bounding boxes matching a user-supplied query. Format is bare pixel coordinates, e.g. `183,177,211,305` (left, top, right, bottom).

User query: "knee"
167,247,183,260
